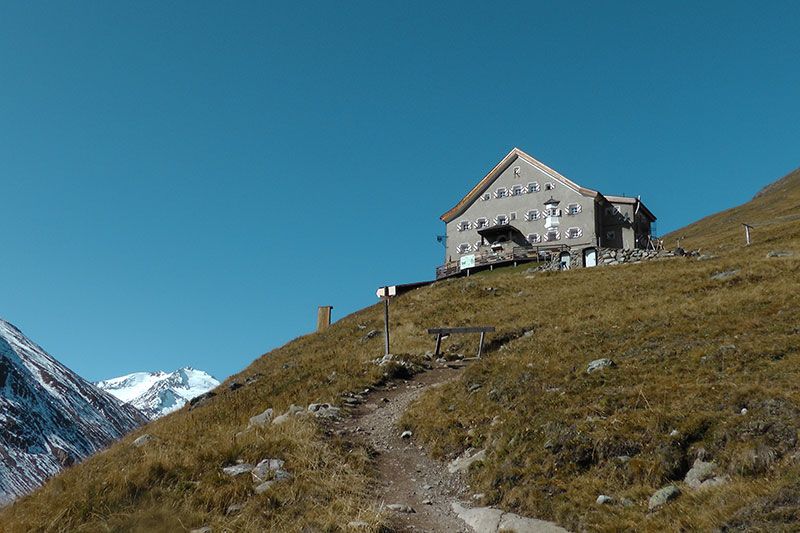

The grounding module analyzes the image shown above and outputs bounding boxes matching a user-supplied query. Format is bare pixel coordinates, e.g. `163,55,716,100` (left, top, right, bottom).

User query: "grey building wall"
444,155,598,262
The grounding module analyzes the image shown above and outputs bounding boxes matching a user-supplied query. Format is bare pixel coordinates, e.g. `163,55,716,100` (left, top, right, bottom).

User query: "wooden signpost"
742,223,753,245
427,326,496,359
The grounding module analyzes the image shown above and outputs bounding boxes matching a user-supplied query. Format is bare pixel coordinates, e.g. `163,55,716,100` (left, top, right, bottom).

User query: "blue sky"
1,1,798,382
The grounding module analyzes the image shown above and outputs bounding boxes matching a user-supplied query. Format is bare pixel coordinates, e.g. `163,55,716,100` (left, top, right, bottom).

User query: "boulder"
254,480,275,494
448,448,486,474
132,434,153,448
248,408,274,428
648,485,680,510
684,459,728,490
400,430,413,439
587,358,615,374
190,528,212,533
596,495,614,505
711,269,739,281
767,250,793,258
308,403,341,419
222,463,254,476
451,503,569,532
252,458,286,483
386,503,415,513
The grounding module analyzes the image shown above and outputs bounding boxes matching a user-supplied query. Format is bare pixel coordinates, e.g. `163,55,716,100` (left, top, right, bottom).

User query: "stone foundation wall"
597,247,675,266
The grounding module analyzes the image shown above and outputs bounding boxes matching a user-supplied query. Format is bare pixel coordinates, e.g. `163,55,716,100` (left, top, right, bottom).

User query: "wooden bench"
426,326,496,359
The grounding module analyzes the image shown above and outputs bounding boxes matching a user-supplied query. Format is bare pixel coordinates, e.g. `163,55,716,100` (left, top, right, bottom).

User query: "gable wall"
444,156,598,261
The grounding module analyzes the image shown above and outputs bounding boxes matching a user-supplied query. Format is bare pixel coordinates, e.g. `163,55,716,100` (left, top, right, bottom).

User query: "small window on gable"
527,233,541,244
494,214,509,226
481,193,491,201
527,182,540,193
544,182,555,190
456,243,471,254
566,227,582,239
494,187,508,198
510,184,524,196
457,220,470,231
525,209,540,221
567,203,582,215
475,217,489,229
509,212,517,221
546,229,560,242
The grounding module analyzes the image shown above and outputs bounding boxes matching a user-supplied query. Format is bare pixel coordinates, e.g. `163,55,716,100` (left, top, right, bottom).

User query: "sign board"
376,286,397,298
459,254,475,270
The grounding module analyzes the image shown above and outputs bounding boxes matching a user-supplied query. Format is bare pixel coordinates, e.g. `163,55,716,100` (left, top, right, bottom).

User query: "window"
456,220,470,231
566,227,583,239
494,214,509,226
567,203,582,215
527,182,540,193
527,233,541,244
544,182,555,190
545,230,560,241
546,207,562,217
510,184,524,196
605,230,616,241
494,187,508,198
481,193,491,201
475,217,489,229
525,209,540,221
456,243,471,254
509,212,517,221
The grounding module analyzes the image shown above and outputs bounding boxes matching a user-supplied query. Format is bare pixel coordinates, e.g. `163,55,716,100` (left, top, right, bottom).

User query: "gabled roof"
440,148,601,223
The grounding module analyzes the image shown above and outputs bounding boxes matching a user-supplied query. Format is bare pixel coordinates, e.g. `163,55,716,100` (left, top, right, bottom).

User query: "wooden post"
383,297,390,356
434,333,442,357
477,331,485,358
317,306,333,331
742,223,753,245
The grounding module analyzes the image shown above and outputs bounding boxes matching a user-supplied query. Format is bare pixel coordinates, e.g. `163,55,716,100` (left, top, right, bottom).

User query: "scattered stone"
711,269,739,281
596,495,614,505
386,503,415,513
254,480,275,494
248,408,274,428
347,520,370,529
684,459,728,490
222,463,254,476
362,329,380,342
252,458,286,483
447,448,486,474
132,434,153,448
621,498,634,507
472,493,485,500
308,403,341,419
226,503,245,515
272,413,291,425
648,485,681,510
696,254,717,261
468,383,482,392
190,527,212,533
422,499,433,505
741,407,748,415
767,250,793,258
587,358,615,374
400,430,413,439
189,391,216,410
669,429,680,438
451,503,569,532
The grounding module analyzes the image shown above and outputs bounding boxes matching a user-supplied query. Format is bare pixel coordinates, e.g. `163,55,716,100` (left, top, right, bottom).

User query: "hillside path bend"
338,362,569,533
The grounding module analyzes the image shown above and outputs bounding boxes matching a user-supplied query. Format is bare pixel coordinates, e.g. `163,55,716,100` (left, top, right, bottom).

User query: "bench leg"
434,333,442,357
477,331,485,358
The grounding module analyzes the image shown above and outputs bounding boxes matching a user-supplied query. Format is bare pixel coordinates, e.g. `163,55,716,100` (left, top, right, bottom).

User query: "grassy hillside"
2,167,799,532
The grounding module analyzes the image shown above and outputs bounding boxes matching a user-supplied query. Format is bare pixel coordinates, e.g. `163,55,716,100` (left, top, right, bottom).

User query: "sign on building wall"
459,254,475,270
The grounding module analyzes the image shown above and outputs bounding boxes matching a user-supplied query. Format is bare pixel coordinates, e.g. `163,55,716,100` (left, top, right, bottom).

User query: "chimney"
317,306,333,331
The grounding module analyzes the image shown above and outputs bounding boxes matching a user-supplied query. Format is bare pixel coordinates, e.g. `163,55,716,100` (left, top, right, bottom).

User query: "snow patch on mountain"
0,319,146,506
97,368,219,419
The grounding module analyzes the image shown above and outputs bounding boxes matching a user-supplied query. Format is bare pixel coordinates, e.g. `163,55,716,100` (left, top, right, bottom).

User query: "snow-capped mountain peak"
97,367,219,419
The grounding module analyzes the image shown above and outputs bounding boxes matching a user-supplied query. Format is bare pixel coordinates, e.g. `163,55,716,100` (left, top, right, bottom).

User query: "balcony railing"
435,244,569,279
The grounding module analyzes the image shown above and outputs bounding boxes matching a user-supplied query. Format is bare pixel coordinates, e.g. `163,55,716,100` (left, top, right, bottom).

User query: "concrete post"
317,306,333,331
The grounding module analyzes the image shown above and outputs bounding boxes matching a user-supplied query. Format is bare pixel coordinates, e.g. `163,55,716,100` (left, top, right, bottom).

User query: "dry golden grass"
2,167,799,531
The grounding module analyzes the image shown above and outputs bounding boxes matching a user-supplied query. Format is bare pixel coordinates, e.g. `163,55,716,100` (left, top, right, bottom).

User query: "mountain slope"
1,167,799,531
0,319,146,505
97,368,220,419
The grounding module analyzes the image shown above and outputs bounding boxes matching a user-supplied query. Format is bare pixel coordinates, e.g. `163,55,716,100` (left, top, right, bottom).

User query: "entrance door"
559,252,571,270
583,247,597,267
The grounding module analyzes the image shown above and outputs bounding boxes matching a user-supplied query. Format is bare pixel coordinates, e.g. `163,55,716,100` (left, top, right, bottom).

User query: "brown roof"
440,148,600,223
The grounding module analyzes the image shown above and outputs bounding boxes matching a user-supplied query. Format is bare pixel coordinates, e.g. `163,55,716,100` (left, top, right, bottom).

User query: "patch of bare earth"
339,364,472,532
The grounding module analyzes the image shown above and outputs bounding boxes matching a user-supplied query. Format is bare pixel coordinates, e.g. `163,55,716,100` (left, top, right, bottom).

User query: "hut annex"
437,147,656,278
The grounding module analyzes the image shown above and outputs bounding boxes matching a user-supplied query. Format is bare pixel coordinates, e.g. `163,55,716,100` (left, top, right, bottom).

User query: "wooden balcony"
435,244,570,280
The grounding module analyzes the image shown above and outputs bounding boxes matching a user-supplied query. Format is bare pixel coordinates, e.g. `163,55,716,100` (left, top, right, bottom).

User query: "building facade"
437,148,656,277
